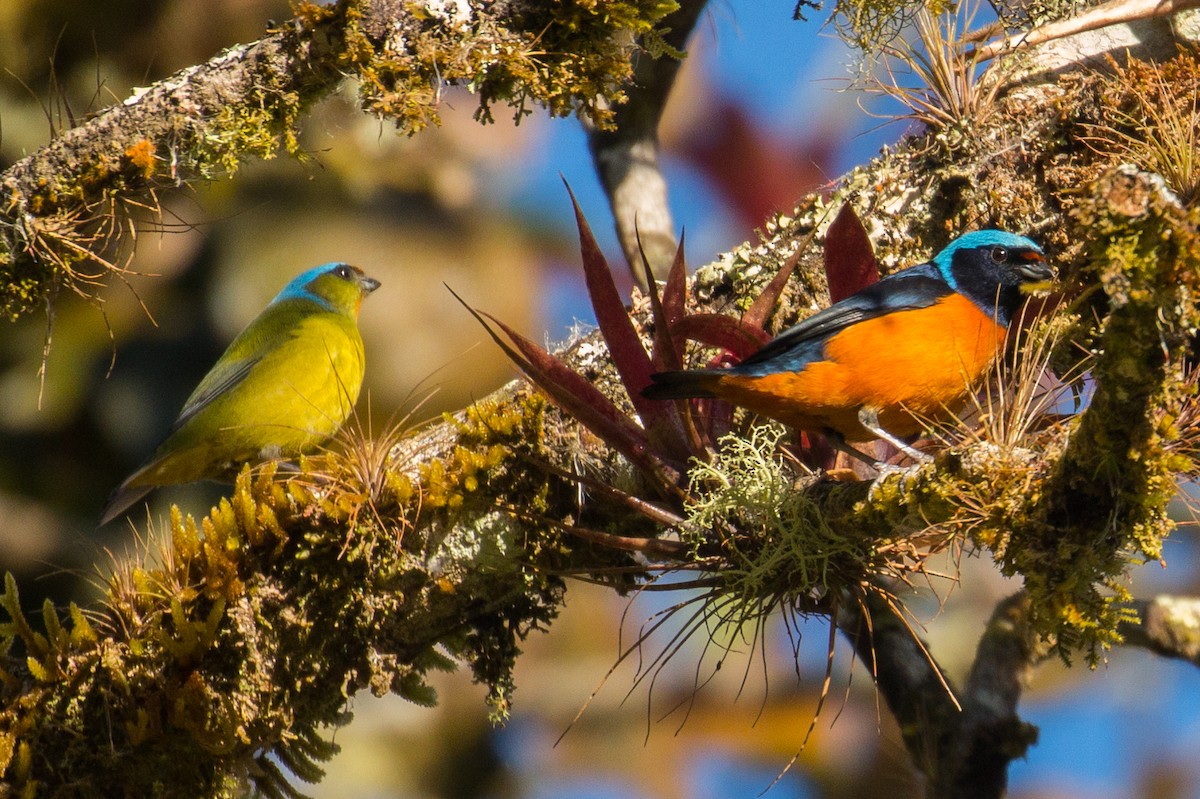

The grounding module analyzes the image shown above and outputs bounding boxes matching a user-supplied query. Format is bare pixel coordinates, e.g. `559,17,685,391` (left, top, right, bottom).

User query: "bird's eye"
332,264,353,280
989,246,1009,263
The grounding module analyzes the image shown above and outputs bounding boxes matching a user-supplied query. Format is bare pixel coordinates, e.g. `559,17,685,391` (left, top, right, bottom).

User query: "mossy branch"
0,0,680,321
1028,166,1200,655
3,13,1200,798
837,591,1040,799
0,393,614,797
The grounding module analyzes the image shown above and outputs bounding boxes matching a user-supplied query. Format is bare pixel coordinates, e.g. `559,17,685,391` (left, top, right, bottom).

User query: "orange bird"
643,231,1053,462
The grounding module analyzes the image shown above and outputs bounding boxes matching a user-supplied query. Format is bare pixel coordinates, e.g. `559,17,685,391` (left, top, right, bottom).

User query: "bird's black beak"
1016,253,1054,294
361,275,381,293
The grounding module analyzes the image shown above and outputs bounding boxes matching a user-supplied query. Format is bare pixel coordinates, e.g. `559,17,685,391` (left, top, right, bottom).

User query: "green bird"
100,263,380,525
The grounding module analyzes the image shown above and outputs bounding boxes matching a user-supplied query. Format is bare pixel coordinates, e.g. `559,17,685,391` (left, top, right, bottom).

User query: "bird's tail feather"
99,482,154,526
642,370,724,400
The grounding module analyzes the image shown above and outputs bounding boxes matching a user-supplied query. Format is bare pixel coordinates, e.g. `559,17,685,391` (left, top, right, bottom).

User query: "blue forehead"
931,230,1043,287
270,263,346,306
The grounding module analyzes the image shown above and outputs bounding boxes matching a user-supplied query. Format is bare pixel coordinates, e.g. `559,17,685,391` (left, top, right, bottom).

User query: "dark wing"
733,263,951,375
168,356,260,435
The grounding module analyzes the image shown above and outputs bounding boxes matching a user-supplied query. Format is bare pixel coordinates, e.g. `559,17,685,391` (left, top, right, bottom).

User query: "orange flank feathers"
643,229,1054,461
711,294,1006,440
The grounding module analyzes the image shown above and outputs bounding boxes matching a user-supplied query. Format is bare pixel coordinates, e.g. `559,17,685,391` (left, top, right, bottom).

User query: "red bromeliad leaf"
824,203,879,302
564,182,652,386
692,396,734,442
449,287,679,488
634,232,692,459
564,182,679,436
660,233,688,364
742,226,820,334
637,232,718,458
637,231,682,373
668,311,760,448
671,314,770,361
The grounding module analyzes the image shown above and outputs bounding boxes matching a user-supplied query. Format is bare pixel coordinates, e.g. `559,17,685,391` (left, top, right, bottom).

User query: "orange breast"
712,293,1007,440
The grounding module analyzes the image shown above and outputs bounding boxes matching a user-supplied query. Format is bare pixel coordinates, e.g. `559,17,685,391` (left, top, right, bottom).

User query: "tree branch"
585,0,709,283
1119,594,1200,665
837,591,1040,799
0,0,676,320
974,0,1200,62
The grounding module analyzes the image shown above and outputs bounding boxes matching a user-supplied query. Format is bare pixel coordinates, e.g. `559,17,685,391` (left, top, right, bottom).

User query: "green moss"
0,402,572,796
340,0,679,132
419,393,546,512
189,100,304,179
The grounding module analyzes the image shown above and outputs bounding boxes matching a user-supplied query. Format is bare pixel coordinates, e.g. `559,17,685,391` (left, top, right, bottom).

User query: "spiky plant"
868,1,1010,136
1083,56,1200,205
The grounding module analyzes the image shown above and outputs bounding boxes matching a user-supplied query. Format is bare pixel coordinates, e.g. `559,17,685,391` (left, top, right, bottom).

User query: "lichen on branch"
0,389,604,797
4,8,1200,797
0,0,679,321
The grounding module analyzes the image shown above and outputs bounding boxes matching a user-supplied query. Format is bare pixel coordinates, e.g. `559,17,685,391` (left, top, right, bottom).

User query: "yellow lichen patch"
419,394,545,512
123,140,157,179
191,100,304,179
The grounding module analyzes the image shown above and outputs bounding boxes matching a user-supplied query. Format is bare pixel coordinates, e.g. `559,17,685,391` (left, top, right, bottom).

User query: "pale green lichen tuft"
683,426,916,616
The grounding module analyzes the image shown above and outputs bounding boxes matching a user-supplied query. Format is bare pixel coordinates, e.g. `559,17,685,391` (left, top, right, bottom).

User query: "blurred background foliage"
0,1,1198,797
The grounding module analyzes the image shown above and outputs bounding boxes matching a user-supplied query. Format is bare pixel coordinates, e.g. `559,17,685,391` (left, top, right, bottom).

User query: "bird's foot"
866,461,924,501
856,407,932,464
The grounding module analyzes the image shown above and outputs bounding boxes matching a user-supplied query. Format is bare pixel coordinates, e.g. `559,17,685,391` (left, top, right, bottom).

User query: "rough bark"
584,0,709,282
1,2,1200,797
0,0,676,320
